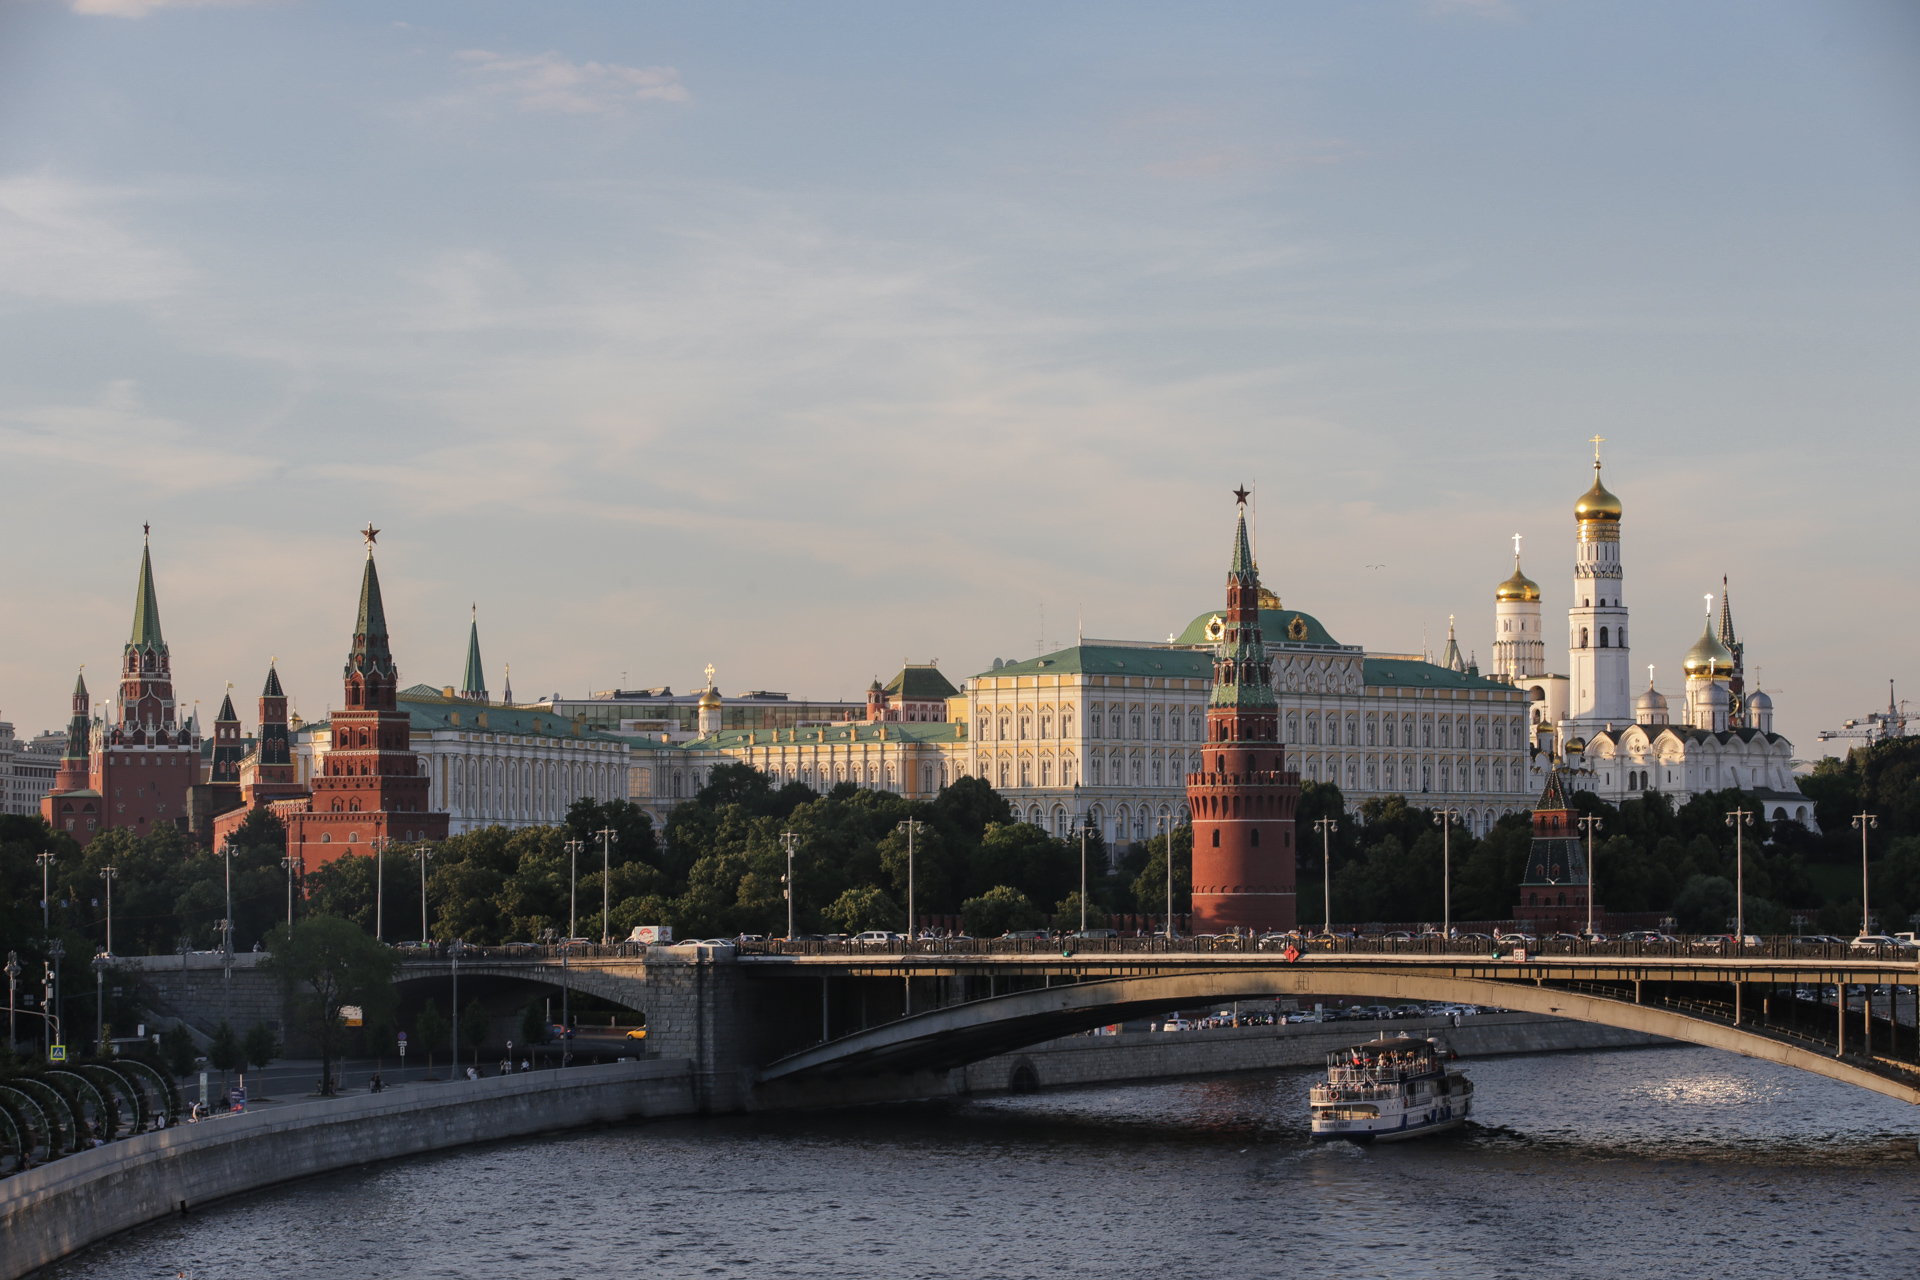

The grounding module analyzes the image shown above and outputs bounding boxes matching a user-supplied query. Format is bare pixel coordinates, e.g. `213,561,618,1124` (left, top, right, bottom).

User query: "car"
1850,934,1918,952
1000,929,1049,941
625,1027,648,1040
1790,935,1844,946
550,1024,574,1040
1072,928,1119,939
1157,1017,1193,1032
697,938,736,947
1456,931,1493,942
1547,932,1585,943
1691,934,1737,951
735,934,766,944
852,931,901,944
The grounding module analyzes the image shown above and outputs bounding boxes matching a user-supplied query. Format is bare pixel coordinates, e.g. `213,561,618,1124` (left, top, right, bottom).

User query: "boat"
1309,1032,1473,1144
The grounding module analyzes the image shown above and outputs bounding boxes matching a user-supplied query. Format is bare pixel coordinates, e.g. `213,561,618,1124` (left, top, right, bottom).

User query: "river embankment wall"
961,1011,1670,1093
0,1057,694,1280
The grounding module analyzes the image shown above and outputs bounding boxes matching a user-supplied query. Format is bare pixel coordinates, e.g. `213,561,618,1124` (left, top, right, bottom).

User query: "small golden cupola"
1682,613,1735,681
1574,461,1623,523
1496,556,1541,602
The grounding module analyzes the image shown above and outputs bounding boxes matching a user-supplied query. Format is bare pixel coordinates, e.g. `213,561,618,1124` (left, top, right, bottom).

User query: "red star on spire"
1232,486,1250,506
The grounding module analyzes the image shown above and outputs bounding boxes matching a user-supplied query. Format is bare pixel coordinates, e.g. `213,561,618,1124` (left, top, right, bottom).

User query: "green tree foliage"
960,885,1042,936
519,1001,551,1048
1053,891,1110,930
822,886,902,934
243,1022,280,1074
160,1025,199,1079
1672,875,1737,933
459,997,490,1065
415,999,450,1078
1131,825,1192,916
206,1020,242,1088
260,916,399,1095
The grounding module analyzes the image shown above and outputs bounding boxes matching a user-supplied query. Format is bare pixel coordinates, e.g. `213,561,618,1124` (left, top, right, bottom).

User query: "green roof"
1176,607,1343,648
977,645,1215,680
885,665,959,701
675,721,966,751
461,615,486,697
128,542,164,649
302,688,626,743
1362,658,1511,691
355,555,389,643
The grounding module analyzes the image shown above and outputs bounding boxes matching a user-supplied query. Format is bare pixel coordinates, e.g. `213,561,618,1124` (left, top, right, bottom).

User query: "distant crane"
1817,679,1913,746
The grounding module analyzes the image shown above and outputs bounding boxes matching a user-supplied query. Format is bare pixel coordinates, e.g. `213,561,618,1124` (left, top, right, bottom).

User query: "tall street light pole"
6,951,18,1052
1078,799,1089,935
595,827,619,945
370,836,390,942
448,938,464,1076
896,819,924,939
99,866,118,956
1853,812,1878,937
47,939,64,1061
415,844,435,943
1433,808,1461,938
1162,813,1176,942
1724,808,1752,940
219,837,237,1012
37,851,55,934
564,838,584,942
1313,817,1337,936
779,831,799,940
281,853,299,929
1576,814,1603,939
92,952,108,1057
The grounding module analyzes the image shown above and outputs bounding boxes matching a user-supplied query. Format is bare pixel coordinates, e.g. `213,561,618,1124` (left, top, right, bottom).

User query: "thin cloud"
70,0,264,16
455,50,690,114
1423,0,1521,18
0,172,191,303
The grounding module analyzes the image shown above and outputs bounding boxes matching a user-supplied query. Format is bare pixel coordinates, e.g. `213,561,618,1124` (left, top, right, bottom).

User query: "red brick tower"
210,687,244,784
283,530,448,869
1186,490,1300,932
42,670,102,840
254,662,296,788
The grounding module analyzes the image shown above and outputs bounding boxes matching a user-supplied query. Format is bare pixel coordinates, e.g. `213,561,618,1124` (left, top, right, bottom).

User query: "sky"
0,0,1915,759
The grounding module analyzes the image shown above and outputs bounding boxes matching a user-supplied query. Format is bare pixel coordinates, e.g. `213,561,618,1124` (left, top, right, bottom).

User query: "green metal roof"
884,665,959,701
302,689,626,743
1362,658,1511,691
128,542,164,649
355,555,389,643
1176,606,1343,649
461,615,486,698
674,721,967,751
976,645,1215,680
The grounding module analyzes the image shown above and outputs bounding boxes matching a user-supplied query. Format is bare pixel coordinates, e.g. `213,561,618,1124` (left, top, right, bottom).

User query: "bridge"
383,937,1920,1109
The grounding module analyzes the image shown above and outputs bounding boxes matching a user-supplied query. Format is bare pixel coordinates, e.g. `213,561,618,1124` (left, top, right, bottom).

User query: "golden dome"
1566,736,1588,754
1574,463,1623,523
1682,617,1734,680
1496,558,1541,602
697,686,722,709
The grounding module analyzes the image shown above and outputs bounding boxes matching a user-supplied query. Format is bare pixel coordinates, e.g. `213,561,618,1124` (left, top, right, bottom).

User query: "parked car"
550,1024,574,1040
1000,930,1049,940
1072,928,1119,939
625,1026,648,1041
852,931,901,944
1850,934,1918,952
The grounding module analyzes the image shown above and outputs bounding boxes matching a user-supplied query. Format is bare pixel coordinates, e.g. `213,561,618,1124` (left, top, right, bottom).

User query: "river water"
49,1045,1918,1279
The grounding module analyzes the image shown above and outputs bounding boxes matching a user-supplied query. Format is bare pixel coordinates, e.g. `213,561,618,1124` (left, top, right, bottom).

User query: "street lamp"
369,835,391,942
92,952,109,1057
564,838,584,942
1853,812,1878,937
448,938,465,1076
1433,807,1462,939
1577,814,1603,940
897,818,925,940
1160,812,1177,942
46,938,64,1061
99,865,118,956
1076,799,1091,935
779,830,799,941
1724,808,1752,941
594,826,619,946
281,853,299,929
37,851,55,933
217,918,232,1025
414,844,435,943
7,951,20,1052
1313,817,1337,937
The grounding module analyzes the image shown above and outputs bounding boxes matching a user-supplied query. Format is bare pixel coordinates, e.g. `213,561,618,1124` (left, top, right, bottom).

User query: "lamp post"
414,844,435,943
369,835,390,942
7,951,20,1052
1077,799,1090,935
896,819,924,939
779,830,799,940
1577,814,1604,940
37,851,55,933
281,853,299,929
92,952,109,1057
1313,816,1337,936
217,917,232,1025
99,866,118,956
1433,807,1461,939
1161,813,1176,942
47,938,64,1061
1724,808,1752,940
448,938,465,1076
559,938,571,1066
594,827,619,945
564,838,584,942
1853,812,1878,937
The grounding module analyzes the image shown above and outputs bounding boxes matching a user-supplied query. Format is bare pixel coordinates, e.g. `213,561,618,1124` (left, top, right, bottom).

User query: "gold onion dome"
1496,558,1541,602
1574,463,1623,523
697,686,722,709
1682,617,1735,680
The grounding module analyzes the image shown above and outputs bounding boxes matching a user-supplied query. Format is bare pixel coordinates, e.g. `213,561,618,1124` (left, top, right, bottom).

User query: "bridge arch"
758,968,1920,1106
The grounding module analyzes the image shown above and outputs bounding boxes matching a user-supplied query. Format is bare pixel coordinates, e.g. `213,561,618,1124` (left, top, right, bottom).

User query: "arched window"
1599,626,1610,648
1019,714,1031,740
1040,714,1052,738
1306,716,1319,745
1251,828,1261,847
1579,627,1589,648
1211,827,1220,847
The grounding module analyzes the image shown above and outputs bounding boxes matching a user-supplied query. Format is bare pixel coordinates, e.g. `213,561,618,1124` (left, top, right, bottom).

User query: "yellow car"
625,1027,648,1041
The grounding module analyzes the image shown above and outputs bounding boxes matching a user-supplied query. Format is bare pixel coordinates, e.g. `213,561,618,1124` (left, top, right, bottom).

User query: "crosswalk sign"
49,1045,66,1062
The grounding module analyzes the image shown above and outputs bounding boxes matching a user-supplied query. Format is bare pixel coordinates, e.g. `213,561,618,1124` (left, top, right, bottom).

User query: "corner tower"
1186,490,1299,933
1567,443,1631,735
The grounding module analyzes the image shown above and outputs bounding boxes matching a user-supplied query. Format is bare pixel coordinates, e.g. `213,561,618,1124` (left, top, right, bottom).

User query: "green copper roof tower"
461,605,488,703
128,533,164,650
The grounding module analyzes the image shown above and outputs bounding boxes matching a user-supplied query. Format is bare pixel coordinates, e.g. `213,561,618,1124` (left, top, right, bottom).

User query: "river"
45,1044,1919,1279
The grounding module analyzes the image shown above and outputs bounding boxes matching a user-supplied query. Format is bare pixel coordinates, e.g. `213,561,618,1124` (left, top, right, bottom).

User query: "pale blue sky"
1,1,1914,756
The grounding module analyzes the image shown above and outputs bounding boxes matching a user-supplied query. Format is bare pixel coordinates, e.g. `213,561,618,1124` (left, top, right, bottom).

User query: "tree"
519,1000,552,1051
1673,875,1737,933
960,885,1041,937
1131,826,1192,916
260,916,400,1095
161,1024,199,1080
243,1023,280,1082
206,1020,243,1095
416,999,450,1079
460,997,490,1068
822,886,902,935
1054,891,1110,931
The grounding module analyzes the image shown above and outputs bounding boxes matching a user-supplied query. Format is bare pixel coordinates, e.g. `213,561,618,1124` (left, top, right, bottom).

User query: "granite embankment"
0,1058,693,1280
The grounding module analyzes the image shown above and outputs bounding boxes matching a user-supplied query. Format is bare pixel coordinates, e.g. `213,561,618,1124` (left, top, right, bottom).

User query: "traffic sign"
48,1044,66,1062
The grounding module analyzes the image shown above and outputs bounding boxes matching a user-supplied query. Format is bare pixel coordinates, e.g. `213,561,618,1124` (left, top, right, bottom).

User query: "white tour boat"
1309,1033,1473,1144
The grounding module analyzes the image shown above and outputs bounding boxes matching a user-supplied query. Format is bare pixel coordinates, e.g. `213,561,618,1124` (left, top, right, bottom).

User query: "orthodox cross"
1589,435,1606,460
705,662,716,688
1512,532,1522,558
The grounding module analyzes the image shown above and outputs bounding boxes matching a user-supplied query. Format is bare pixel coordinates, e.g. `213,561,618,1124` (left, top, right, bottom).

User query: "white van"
852,930,901,944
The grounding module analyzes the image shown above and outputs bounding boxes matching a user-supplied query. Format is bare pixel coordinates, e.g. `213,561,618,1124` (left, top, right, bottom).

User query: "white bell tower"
1567,439,1632,734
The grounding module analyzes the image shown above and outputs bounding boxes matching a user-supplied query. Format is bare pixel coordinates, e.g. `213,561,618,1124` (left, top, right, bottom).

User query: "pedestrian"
519,1058,530,1073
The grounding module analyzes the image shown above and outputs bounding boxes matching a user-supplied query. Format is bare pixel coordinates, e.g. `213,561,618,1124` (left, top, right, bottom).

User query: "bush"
821,886,902,934
961,885,1042,937
161,1025,199,1079
244,1022,280,1073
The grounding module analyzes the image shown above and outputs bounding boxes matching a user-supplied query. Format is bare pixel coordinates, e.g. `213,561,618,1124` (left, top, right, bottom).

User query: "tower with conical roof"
1513,764,1596,931
282,528,449,870
460,606,487,703
1717,577,1746,727
1566,442,1632,737
1186,490,1299,933
41,670,102,838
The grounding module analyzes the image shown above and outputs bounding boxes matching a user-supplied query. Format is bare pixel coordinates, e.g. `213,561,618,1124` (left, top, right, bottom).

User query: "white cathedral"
1486,448,1812,827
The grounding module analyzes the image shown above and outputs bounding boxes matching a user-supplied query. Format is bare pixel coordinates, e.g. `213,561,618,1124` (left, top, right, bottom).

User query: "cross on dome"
1590,435,1606,461
704,662,716,688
